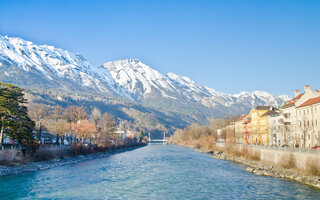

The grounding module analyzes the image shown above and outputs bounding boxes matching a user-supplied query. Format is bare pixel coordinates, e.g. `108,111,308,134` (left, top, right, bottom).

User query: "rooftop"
297,96,320,108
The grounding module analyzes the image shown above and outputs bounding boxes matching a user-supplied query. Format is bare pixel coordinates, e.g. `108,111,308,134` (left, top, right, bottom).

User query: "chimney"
315,89,320,97
304,85,312,94
294,89,300,97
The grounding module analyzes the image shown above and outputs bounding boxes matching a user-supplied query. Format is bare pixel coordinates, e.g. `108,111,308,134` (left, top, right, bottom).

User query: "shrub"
94,145,107,152
198,135,216,150
240,147,249,157
305,157,320,176
224,145,241,157
33,150,56,162
279,153,296,169
244,149,260,161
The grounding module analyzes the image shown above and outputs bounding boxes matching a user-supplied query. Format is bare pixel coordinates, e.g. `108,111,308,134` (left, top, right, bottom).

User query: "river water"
0,144,320,199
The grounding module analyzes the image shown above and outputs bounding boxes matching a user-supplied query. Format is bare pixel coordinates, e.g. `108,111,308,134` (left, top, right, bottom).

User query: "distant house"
114,128,126,141
250,106,277,145
243,115,251,145
235,114,249,144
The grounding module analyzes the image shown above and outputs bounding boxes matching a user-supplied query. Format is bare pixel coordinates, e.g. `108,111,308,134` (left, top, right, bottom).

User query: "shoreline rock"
210,151,320,190
172,144,320,190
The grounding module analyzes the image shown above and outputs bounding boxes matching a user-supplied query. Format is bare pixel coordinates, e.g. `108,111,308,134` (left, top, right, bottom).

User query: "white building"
281,85,320,148
280,85,319,147
296,94,320,148
268,110,284,146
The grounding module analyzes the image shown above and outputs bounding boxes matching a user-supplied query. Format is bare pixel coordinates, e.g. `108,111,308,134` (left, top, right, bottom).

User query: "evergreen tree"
0,82,35,148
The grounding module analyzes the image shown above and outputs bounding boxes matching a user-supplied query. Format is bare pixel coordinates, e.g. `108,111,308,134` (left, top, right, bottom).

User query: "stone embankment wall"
258,149,317,169
217,143,320,170
0,149,23,164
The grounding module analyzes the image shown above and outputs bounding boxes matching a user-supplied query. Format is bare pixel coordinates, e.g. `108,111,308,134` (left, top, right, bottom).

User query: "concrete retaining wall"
239,145,320,170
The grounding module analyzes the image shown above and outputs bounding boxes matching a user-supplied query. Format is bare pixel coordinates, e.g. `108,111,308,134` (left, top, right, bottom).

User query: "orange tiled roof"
236,113,248,122
297,96,320,108
281,94,304,108
243,117,251,124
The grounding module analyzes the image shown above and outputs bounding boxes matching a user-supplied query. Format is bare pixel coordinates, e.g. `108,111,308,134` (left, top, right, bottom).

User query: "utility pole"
163,132,165,144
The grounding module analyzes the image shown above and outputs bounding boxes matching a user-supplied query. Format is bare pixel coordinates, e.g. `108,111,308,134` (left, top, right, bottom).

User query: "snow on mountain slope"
167,72,290,109
0,35,290,117
102,59,177,100
103,59,289,112
0,35,123,95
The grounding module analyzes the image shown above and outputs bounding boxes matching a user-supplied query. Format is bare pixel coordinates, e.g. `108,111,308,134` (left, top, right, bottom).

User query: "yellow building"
249,106,276,145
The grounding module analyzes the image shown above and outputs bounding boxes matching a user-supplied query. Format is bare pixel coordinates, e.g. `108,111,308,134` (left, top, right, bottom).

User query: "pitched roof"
236,113,249,122
281,94,303,108
243,117,251,124
256,106,273,110
297,96,320,108
260,110,279,117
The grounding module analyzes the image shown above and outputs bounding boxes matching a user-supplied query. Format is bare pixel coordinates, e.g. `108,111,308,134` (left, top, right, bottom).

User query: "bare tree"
45,119,69,144
51,105,64,121
63,106,88,143
97,113,117,145
74,120,96,144
28,103,50,142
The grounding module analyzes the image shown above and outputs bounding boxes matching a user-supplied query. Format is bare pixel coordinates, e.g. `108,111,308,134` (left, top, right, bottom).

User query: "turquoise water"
0,144,320,199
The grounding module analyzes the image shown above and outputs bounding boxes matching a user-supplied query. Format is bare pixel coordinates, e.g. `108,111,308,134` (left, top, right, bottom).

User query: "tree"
96,113,117,145
64,106,88,123
63,106,88,143
51,105,64,121
74,120,96,144
91,107,102,131
300,116,311,148
28,103,50,142
45,119,69,144
0,82,35,147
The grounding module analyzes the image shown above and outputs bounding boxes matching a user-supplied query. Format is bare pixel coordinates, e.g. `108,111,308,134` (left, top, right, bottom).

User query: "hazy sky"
1,0,319,95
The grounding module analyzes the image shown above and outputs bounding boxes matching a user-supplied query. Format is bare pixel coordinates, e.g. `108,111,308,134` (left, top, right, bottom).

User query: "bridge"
148,132,168,144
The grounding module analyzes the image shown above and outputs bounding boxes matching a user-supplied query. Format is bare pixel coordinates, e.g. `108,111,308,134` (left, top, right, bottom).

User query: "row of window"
298,106,318,116
299,119,318,128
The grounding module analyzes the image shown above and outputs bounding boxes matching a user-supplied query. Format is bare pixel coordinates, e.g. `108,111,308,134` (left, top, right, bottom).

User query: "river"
0,144,319,199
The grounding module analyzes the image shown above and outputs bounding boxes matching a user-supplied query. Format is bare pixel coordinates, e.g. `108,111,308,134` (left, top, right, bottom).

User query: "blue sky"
1,0,319,95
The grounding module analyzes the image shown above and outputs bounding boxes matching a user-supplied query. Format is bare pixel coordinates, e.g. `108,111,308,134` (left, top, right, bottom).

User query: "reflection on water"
0,144,319,199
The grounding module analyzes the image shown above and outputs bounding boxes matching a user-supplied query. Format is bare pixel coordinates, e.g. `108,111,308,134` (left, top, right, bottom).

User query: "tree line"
0,82,138,149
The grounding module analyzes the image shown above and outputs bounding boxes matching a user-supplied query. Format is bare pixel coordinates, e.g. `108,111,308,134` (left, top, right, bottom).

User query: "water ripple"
0,145,319,199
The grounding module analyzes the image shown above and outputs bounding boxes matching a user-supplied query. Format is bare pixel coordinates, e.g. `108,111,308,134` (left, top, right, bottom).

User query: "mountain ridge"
0,35,290,130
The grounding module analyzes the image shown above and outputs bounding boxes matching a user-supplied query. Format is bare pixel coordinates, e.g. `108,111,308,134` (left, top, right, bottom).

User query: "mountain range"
0,35,290,131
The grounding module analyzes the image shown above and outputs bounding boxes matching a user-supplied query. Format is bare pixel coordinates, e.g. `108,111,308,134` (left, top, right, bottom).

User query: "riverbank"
0,144,146,177
175,142,320,190
210,150,320,190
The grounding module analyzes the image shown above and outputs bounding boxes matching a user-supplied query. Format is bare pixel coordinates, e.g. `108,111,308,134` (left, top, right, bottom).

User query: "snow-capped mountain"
0,35,290,125
101,59,177,100
0,35,123,97
101,59,290,114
